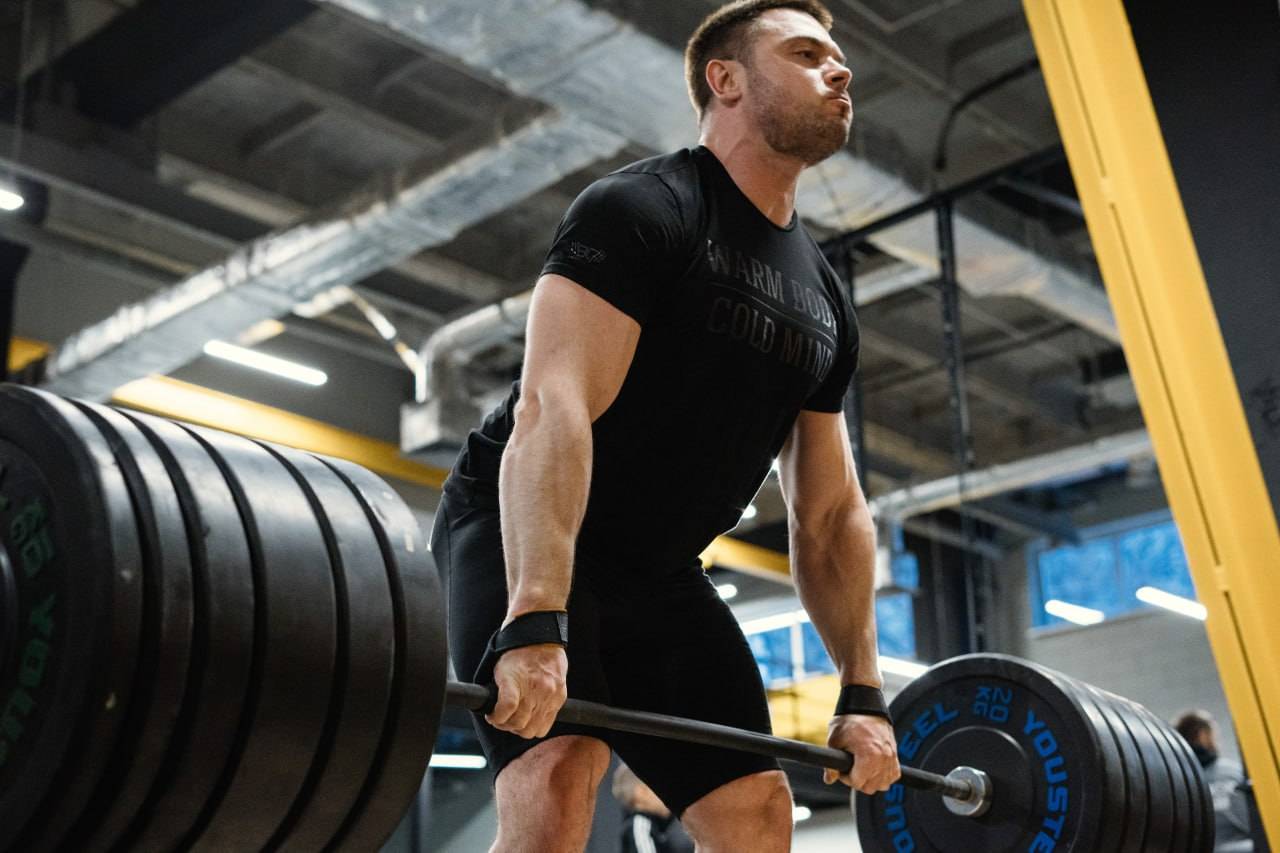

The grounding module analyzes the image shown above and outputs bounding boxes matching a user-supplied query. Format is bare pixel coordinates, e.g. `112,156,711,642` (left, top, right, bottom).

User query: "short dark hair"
684,0,834,122
1173,710,1215,744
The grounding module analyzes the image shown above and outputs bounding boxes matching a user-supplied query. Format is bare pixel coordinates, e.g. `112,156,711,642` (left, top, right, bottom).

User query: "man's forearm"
498,392,593,621
790,502,881,687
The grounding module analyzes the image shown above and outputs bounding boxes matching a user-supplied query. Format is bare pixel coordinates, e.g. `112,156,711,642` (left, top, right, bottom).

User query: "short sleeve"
541,172,687,325
803,311,861,413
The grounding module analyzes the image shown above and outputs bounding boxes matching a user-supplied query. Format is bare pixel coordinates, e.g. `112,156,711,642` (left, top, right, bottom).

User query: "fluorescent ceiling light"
740,608,811,635
879,656,928,678
716,583,738,601
0,187,24,212
203,340,328,386
793,805,812,823
1136,586,1207,621
1044,599,1105,626
429,753,487,770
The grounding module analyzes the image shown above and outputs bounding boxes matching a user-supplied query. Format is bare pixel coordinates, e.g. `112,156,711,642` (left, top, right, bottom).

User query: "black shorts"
430,485,779,817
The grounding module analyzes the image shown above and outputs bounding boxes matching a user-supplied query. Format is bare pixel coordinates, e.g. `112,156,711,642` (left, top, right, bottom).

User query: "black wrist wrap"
835,684,892,722
473,611,569,715
493,611,569,654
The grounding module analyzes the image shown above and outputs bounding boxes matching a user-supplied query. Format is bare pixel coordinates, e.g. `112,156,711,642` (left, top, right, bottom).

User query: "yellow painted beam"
111,375,447,489
1025,0,1280,839
701,534,793,582
6,337,49,373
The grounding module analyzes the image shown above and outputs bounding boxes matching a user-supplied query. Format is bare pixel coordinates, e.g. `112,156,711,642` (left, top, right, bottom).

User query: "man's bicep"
521,273,641,422
779,409,864,520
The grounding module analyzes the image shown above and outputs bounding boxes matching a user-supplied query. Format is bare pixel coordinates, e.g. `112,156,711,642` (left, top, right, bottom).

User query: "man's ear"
705,58,744,108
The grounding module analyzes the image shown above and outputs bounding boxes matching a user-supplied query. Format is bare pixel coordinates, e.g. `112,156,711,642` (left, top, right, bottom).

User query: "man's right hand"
486,644,569,739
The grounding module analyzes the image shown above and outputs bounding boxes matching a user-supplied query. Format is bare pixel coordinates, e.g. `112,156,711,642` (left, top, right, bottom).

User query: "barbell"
0,385,1213,851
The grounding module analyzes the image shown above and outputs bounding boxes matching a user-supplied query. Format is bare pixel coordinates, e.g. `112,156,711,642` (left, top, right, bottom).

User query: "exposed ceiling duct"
42,113,624,400
869,428,1153,521
323,0,1118,342
402,290,532,467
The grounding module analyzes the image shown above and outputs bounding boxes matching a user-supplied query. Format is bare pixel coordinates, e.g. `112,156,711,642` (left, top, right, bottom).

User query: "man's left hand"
824,714,901,794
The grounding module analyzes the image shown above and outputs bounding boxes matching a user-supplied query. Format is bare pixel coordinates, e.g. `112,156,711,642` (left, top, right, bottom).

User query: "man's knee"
496,736,612,819
738,772,794,826
682,770,794,846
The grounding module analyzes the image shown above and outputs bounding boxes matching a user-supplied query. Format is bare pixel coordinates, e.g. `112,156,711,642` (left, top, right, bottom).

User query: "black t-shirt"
447,146,859,578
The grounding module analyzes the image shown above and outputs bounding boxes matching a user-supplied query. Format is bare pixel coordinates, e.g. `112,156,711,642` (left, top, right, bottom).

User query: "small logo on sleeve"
567,241,607,263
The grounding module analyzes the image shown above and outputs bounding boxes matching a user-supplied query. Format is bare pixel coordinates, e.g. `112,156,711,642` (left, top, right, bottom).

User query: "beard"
747,68,851,165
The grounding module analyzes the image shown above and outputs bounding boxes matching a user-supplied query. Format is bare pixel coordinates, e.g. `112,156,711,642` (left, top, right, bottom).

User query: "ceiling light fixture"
428,754,487,770
878,656,928,678
1044,599,1105,626
0,186,24,212
203,340,328,386
1136,586,1207,621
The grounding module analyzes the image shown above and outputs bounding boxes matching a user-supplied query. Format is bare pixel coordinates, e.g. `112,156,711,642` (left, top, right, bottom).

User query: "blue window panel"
800,621,837,676
876,593,916,659
891,551,920,590
1118,521,1196,601
1035,538,1119,626
1030,512,1199,628
747,627,792,685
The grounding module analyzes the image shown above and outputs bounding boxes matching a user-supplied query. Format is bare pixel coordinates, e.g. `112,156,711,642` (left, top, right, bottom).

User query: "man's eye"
797,50,816,60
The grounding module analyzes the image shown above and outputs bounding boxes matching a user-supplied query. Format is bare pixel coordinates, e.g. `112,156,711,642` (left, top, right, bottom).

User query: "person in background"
1174,709,1253,852
612,764,695,853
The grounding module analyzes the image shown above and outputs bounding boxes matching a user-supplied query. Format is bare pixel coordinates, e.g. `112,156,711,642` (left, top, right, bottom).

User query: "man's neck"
700,129,805,228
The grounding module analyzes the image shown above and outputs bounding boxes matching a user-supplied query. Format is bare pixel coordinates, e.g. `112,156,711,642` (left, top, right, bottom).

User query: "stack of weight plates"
0,385,446,852
855,653,1213,852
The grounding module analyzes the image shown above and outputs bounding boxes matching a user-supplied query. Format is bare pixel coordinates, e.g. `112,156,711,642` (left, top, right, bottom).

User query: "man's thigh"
432,494,615,775
603,571,779,818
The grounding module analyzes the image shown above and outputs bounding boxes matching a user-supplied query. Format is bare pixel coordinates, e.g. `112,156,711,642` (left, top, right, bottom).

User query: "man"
1174,710,1254,851
430,2,900,850
612,763,695,853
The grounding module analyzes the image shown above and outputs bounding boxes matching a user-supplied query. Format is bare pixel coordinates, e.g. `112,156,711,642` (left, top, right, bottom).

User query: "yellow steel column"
1024,0,1280,840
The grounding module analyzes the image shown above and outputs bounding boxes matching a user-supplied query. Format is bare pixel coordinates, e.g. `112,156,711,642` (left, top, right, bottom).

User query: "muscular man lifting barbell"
429,2,900,850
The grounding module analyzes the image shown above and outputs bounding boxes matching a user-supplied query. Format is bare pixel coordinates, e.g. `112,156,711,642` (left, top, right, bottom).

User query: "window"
745,594,918,687
747,627,793,686
875,593,917,659
1029,510,1198,628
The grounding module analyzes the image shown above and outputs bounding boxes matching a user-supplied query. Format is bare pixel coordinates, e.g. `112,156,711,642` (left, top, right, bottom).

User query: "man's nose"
826,63,851,93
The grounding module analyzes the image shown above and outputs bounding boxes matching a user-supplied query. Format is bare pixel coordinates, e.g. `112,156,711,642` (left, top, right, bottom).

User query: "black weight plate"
1111,695,1181,852
1068,679,1148,853
179,426,338,852
113,411,258,852
1131,700,1191,853
1136,702,1206,853
0,386,137,850
321,459,446,852
256,443,395,852
1051,672,1130,852
65,402,197,851
1162,715,1214,851
1091,687,1173,853
855,653,1108,853
0,387,145,853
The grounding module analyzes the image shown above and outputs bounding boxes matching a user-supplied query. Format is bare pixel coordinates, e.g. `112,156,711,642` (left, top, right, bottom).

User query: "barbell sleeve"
443,681,974,802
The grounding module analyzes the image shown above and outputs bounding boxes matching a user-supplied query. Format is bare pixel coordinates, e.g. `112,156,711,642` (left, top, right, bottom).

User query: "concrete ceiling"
0,0,1142,546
